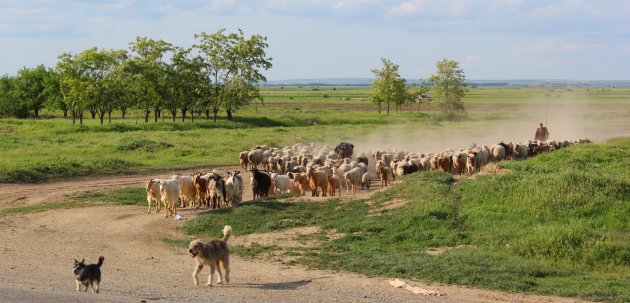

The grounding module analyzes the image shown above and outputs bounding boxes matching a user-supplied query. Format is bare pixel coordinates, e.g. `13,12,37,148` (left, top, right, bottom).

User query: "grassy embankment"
0,86,628,182
173,138,629,303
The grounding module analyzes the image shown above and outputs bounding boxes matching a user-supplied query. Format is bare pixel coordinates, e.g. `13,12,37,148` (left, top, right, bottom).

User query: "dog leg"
206,264,216,286
216,261,223,284
192,264,202,286
92,281,100,294
75,280,81,292
223,260,230,284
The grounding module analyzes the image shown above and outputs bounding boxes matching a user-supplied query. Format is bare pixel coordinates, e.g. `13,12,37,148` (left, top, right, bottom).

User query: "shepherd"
534,122,549,141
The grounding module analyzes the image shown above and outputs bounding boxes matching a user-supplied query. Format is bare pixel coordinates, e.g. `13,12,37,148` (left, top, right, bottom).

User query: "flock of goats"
145,139,591,217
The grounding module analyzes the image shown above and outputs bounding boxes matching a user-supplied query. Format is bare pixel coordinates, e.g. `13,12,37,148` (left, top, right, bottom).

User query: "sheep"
248,150,263,170
451,152,467,175
327,174,342,196
224,171,243,206
343,167,363,194
239,151,250,169
207,174,226,209
291,172,311,196
308,168,329,197
145,179,163,214
379,166,394,188
491,144,506,162
172,174,198,208
513,143,529,160
361,172,371,190
251,168,272,199
271,173,293,194
192,173,209,208
159,178,180,218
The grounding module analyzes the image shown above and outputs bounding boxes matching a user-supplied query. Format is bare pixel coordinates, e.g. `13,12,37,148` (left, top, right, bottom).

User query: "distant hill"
263,78,630,87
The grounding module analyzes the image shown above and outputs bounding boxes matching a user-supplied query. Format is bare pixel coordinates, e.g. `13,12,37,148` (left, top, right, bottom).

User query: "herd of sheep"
144,138,591,217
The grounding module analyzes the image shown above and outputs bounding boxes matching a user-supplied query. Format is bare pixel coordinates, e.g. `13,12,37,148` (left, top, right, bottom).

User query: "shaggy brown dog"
188,225,232,286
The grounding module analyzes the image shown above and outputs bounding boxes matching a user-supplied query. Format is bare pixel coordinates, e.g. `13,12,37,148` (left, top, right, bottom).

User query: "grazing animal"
145,179,163,214
189,225,232,287
73,256,104,294
192,174,209,208
207,175,225,209
309,169,329,197
379,166,394,187
224,171,243,206
327,174,342,196
251,168,272,199
239,151,249,169
335,142,354,159
159,179,180,217
172,174,198,208
361,172,371,190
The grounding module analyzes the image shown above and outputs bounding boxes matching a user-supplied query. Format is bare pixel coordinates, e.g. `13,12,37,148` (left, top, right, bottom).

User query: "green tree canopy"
370,57,407,115
428,59,467,113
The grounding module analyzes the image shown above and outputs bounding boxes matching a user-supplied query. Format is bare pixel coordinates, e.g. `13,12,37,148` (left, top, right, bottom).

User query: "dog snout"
188,249,193,253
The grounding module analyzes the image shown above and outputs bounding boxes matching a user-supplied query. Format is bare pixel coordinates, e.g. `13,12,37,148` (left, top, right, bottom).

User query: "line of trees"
370,57,467,114
0,29,272,125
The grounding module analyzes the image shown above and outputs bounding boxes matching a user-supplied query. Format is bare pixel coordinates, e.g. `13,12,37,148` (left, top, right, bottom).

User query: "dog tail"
97,256,104,267
222,225,232,242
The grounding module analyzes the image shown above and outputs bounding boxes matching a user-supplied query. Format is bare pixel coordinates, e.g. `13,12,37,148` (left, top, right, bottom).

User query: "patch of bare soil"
425,245,479,256
0,168,597,303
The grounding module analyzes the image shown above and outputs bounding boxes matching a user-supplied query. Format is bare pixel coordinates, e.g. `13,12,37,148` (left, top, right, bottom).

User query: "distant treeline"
262,79,630,87
0,29,272,124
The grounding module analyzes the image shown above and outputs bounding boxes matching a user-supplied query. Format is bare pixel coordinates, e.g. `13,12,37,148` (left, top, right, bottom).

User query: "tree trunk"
144,108,150,123
378,104,382,114
213,109,218,122
171,109,177,122
34,108,39,118
63,109,68,118
108,110,112,124
226,109,233,121
79,111,83,125
154,108,158,122
100,114,104,125
181,110,187,122
387,102,390,115
205,110,210,120
121,108,127,119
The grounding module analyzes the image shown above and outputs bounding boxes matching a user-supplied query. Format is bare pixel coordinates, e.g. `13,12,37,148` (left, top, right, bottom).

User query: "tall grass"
180,140,630,302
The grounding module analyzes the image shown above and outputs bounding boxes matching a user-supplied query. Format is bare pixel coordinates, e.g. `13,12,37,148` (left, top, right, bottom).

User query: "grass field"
1,86,629,183
177,138,630,303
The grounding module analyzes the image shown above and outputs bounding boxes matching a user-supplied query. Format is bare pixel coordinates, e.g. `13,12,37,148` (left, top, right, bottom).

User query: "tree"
57,52,90,125
79,47,128,124
0,74,22,117
428,59,467,113
14,65,48,118
128,37,173,123
370,58,407,115
43,68,66,117
194,29,271,121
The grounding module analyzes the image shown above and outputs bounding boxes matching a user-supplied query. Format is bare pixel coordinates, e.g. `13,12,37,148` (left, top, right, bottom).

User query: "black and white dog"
73,256,104,293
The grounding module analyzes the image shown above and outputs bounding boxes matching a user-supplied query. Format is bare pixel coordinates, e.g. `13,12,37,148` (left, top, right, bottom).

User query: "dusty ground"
0,167,596,303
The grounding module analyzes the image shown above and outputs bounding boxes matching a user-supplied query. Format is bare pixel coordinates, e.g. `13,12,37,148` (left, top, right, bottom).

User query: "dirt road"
0,169,594,303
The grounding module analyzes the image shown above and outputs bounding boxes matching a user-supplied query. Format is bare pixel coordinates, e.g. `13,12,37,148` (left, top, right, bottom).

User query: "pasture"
0,86,628,302
0,86,629,183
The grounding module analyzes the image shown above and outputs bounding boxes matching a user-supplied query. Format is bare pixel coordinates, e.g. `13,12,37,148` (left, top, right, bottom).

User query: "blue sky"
0,0,628,80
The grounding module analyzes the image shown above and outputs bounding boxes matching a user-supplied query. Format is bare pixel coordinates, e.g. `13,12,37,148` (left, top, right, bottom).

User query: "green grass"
0,187,149,217
74,187,147,206
0,201,93,216
180,140,630,302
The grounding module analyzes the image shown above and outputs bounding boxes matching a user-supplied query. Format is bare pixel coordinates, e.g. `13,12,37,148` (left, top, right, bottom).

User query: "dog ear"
81,258,85,263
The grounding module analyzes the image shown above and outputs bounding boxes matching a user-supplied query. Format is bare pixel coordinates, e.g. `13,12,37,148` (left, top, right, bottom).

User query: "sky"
0,0,629,81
